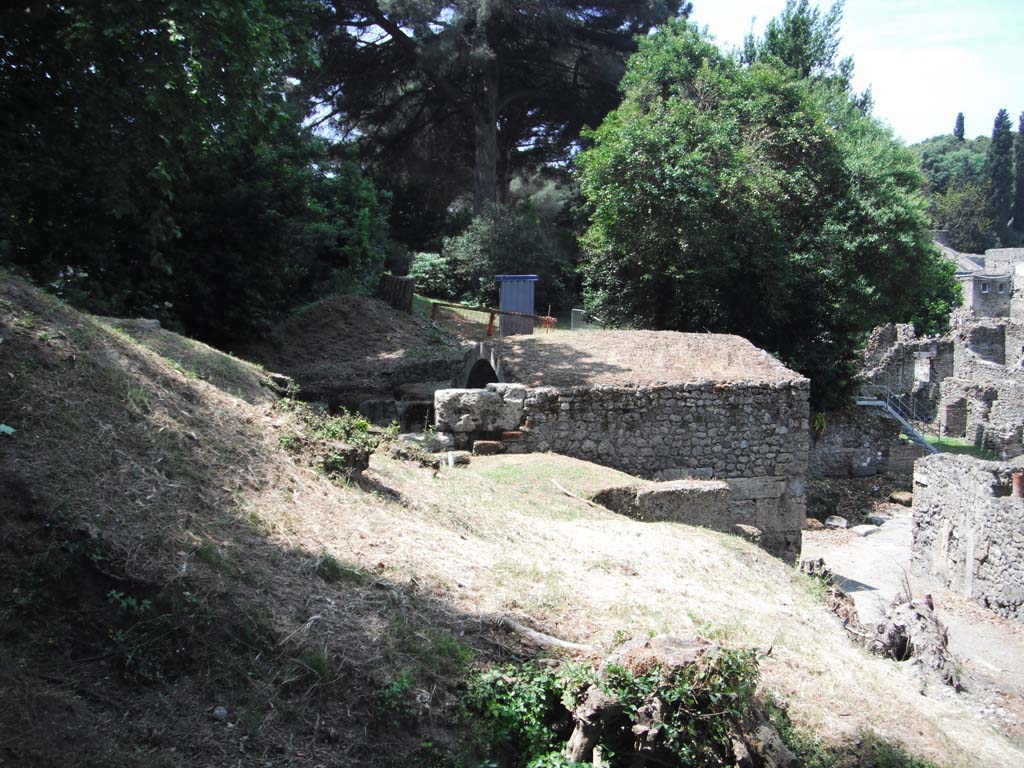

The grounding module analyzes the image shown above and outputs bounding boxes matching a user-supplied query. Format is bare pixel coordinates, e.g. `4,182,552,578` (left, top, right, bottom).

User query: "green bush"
409,252,457,300
442,205,575,313
464,651,758,768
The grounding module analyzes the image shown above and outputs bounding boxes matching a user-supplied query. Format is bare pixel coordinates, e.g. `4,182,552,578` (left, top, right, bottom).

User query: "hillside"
1,275,1023,767
240,294,466,409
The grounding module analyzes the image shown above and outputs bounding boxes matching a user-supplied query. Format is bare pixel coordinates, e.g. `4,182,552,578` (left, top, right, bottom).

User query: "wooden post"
486,312,496,337
377,275,414,313
431,302,439,322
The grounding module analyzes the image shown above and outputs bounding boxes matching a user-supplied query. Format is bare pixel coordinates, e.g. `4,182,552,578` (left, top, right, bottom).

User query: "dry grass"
498,330,805,387
101,317,278,404
1,274,1021,766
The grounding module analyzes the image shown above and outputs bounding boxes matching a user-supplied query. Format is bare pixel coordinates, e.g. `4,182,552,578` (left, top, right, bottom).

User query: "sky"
688,0,1024,144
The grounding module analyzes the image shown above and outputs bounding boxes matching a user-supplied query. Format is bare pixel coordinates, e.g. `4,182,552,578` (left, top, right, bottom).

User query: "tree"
746,0,849,82
0,1,388,342
954,112,965,141
928,183,994,253
301,1,685,214
914,134,988,195
1013,112,1024,237
576,18,960,406
985,108,1014,243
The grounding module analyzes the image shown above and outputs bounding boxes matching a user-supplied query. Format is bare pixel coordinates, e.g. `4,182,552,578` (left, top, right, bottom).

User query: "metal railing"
855,383,939,453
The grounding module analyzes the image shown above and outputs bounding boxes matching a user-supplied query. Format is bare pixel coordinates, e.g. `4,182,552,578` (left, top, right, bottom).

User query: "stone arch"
459,342,506,388
466,358,499,388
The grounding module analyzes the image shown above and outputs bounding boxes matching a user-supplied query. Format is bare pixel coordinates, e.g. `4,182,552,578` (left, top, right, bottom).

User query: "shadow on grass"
0,276,959,768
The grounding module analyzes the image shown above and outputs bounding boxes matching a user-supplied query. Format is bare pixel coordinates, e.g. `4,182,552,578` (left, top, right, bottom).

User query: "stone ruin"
913,453,1024,622
433,331,810,562
863,312,1024,458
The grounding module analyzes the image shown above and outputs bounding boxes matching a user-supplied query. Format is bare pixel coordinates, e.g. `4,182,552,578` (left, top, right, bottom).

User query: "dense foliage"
299,0,685,223
0,1,388,344
1015,114,1024,230
465,652,758,768
577,6,960,406
985,109,1015,243
914,109,1024,251
444,206,574,311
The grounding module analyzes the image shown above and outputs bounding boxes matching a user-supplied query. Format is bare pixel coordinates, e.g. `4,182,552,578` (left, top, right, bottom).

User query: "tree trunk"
473,59,499,214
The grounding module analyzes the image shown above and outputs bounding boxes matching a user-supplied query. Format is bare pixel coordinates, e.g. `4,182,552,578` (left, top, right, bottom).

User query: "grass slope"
0,274,1020,767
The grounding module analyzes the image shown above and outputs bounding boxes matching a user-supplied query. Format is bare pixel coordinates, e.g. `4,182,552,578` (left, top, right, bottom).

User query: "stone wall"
435,380,810,562
862,326,952,416
938,377,1024,458
960,275,1012,317
808,407,924,477
913,454,1024,621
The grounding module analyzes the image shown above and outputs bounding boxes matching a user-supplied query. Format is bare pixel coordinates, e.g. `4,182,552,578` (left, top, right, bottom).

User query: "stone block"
472,440,504,456
434,387,525,433
593,479,731,529
727,477,786,501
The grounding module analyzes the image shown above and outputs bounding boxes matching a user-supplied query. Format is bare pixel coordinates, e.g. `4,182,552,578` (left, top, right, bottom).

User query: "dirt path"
803,509,1024,747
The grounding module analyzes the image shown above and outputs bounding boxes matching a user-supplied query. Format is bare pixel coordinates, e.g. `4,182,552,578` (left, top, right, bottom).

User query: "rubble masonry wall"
434,381,810,562
913,453,1024,621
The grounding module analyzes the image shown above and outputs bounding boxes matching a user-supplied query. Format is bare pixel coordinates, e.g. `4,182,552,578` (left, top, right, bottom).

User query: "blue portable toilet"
496,274,538,336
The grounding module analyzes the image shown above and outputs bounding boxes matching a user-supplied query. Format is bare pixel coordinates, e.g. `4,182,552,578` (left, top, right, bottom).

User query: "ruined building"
433,331,810,562
863,238,1024,458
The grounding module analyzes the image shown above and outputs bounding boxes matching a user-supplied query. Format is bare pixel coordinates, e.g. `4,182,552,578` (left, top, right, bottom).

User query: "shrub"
409,252,457,299
442,205,575,313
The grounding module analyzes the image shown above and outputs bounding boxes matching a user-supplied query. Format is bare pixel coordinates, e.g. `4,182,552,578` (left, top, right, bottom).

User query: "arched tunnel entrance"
466,358,499,389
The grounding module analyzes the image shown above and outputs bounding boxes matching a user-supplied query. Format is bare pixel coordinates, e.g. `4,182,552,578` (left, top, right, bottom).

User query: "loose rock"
889,490,913,507
824,515,848,529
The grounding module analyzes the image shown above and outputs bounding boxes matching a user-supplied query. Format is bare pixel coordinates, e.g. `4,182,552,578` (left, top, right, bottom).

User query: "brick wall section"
435,380,810,562
913,453,1024,621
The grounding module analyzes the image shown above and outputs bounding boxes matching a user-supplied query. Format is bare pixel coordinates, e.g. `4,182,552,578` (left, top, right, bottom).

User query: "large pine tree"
985,108,1014,242
954,112,965,141
300,1,685,213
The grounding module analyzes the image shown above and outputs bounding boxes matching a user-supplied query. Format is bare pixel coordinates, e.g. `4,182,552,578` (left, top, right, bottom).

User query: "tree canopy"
985,108,1015,242
577,10,960,406
1,0,389,343
300,1,686,215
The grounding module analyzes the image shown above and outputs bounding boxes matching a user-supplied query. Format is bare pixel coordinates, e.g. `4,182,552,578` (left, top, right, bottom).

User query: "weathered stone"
913,453,1024,622
444,450,471,466
395,380,451,401
849,524,880,537
594,480,731,528
866,513,891,526
889,490,913,507
398,432,442,452
357,398,399,426
435,339,810,562
824,515,848,529
472,440,503,456
727,477,787,501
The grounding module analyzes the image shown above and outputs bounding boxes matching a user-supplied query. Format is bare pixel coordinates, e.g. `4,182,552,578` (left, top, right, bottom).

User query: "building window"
981,282,989,293
1000,283,1007,293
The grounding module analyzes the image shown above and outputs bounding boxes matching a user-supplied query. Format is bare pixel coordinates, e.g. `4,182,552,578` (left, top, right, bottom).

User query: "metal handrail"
856,383,939,454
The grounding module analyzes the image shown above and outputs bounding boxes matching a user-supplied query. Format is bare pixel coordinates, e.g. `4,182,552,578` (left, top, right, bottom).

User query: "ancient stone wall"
984,248,1024,273
863,329,952,415
913,454,1024,621
434,380,809,562
808,407,924,477
960,275,1012,317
